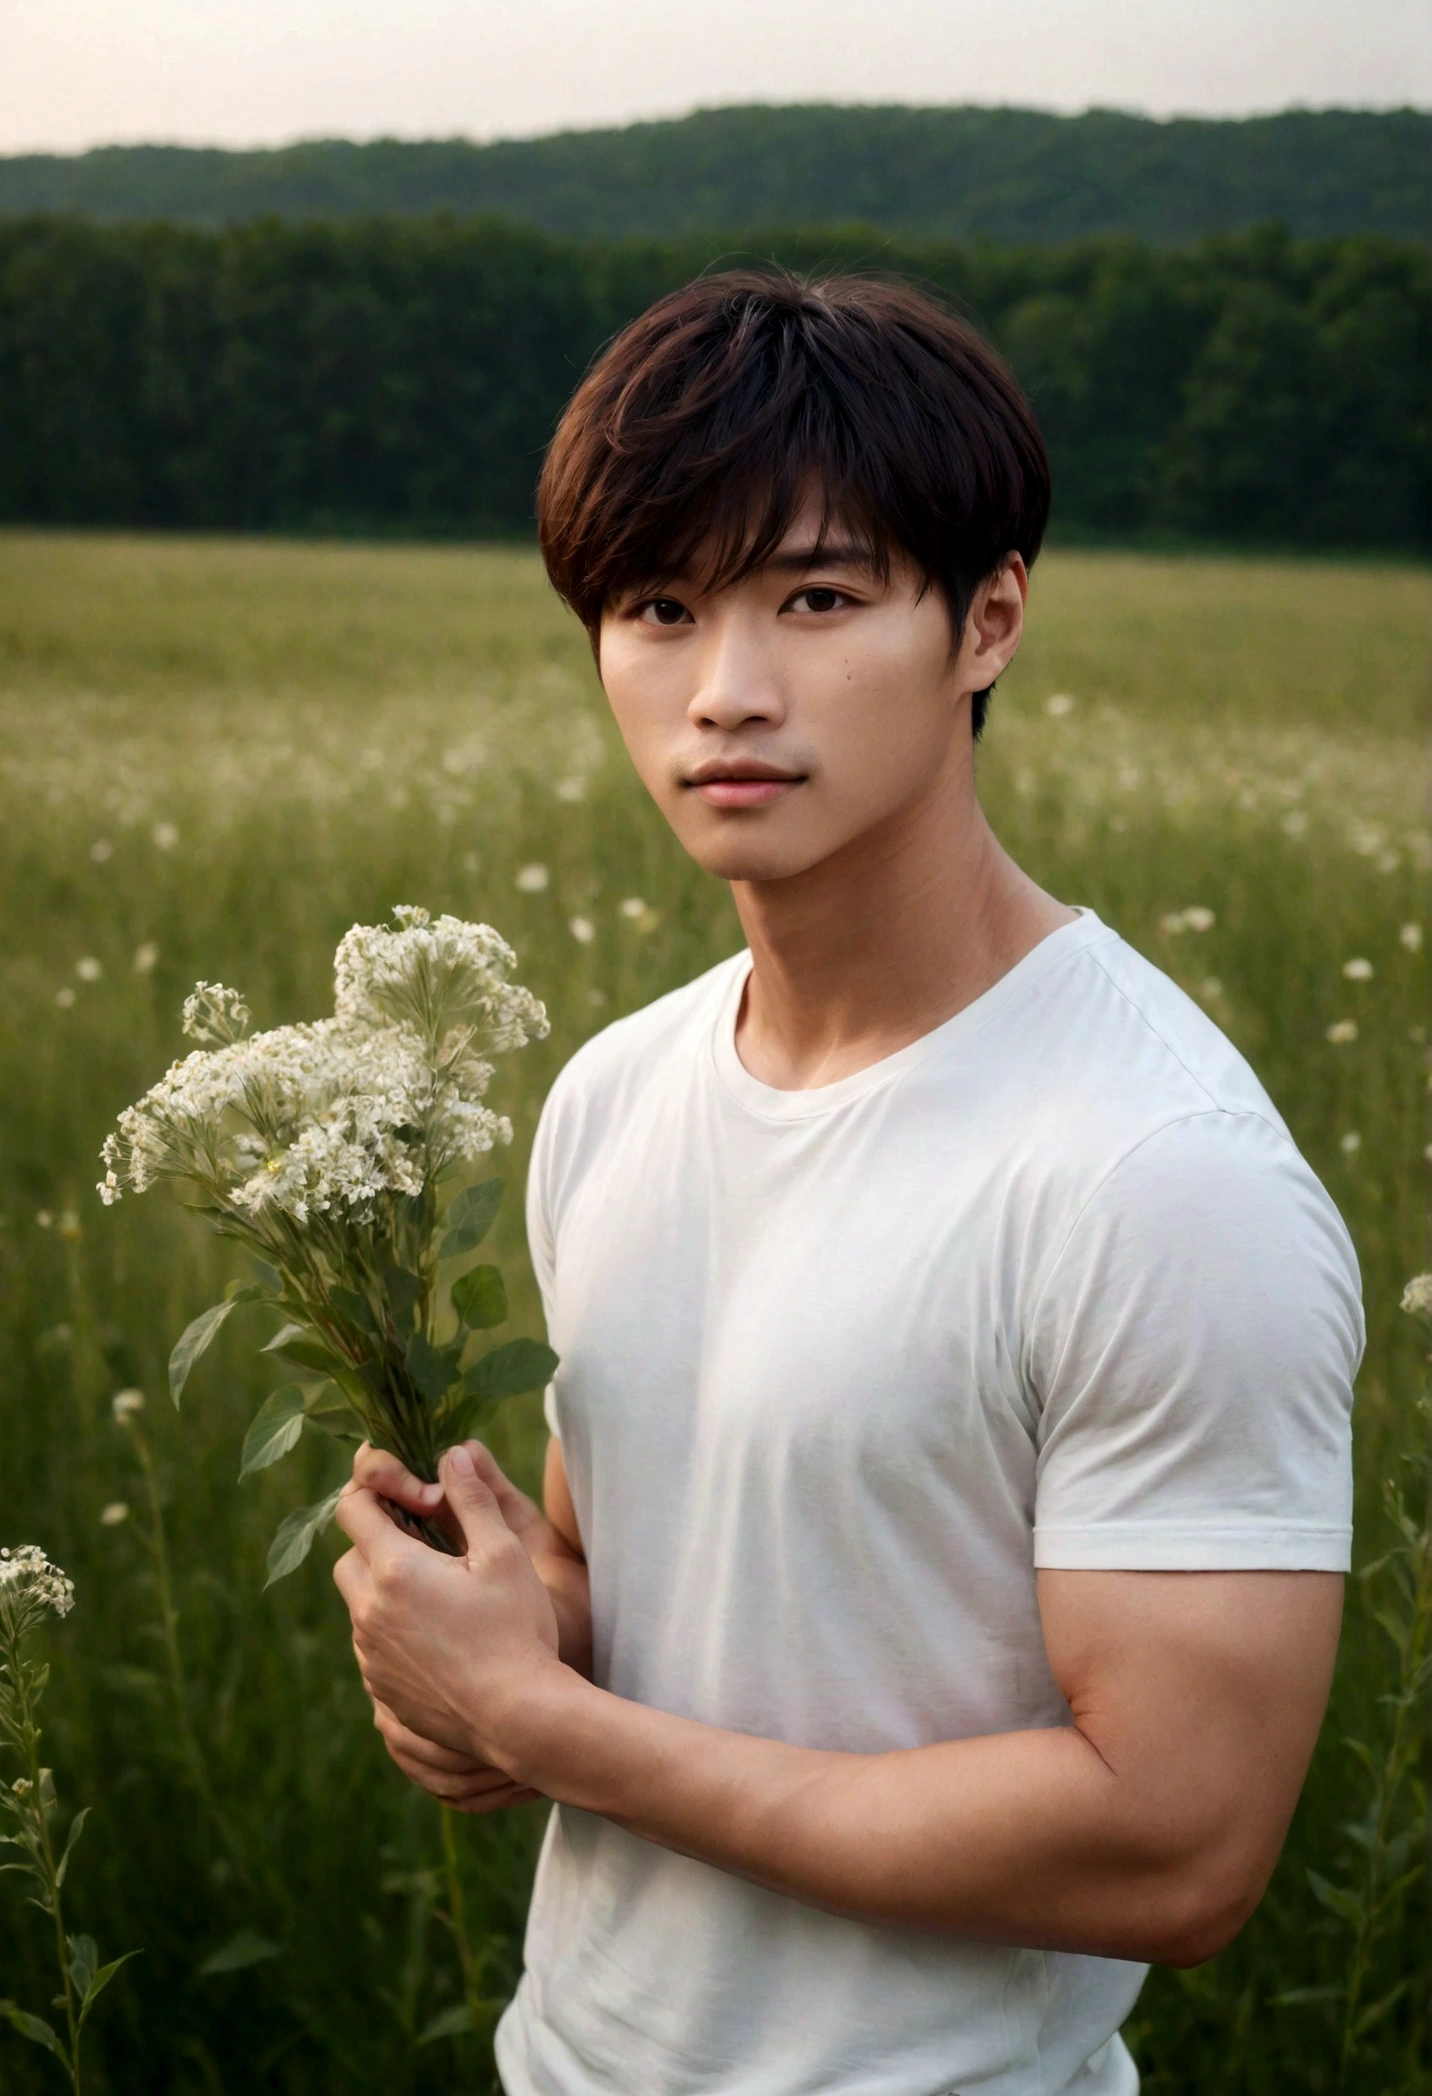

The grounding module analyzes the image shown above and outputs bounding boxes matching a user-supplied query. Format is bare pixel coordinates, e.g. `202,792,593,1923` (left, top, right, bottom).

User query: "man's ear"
962,557,1028,689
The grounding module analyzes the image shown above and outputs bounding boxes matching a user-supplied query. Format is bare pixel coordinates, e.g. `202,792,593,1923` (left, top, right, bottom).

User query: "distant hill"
1,104,1429,245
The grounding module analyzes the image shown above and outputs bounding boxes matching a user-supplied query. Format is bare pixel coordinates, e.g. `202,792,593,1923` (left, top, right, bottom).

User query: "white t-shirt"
495,909,1362,2096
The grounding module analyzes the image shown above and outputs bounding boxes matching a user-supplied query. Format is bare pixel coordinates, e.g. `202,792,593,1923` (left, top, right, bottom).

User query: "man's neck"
729,761,1075,1092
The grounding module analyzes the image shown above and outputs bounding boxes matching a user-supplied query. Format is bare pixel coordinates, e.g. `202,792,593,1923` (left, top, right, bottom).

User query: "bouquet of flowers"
98,907,557,1581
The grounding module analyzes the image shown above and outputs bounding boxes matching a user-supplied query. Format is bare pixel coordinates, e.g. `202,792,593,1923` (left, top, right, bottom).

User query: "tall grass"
0,532,1428,2092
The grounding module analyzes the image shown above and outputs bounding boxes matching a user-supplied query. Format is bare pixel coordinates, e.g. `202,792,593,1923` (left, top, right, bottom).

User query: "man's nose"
687,618,786,731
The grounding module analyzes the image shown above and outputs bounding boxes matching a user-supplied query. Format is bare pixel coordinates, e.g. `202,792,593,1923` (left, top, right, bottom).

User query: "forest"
0,216,1427,551
1,105,1429,245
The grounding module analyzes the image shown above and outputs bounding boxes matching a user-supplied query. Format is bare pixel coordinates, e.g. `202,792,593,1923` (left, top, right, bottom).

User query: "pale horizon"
2,0,1429,158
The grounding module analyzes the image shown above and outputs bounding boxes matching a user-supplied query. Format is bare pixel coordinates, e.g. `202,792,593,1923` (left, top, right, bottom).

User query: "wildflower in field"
0,1545,74,1625
1326,1021,1359,1044
1402,1274,1432,1319
89,839,112,864
1,1545,137,2084
555,775,588,803
569,916,595,944
34,1211,53,1229
1342,958,1374,981
1045,693,1075,717
55,987,76,1008
97,908,556,1575
99,1503,129,1527
1400,923,1423,953
1200,978,1222,1000
151,822,178,850
132,941,159,974
110,1391,144,1423
1339,1132,1361,1155
516,863,550,893
75,958,102,983
1182,906,1215,932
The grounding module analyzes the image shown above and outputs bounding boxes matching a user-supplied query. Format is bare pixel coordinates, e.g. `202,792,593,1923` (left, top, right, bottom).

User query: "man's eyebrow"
761,540,877,573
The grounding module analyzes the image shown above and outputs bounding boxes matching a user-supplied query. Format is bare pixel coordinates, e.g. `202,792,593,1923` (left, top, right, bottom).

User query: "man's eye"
789,587,847,614
639,598,692,626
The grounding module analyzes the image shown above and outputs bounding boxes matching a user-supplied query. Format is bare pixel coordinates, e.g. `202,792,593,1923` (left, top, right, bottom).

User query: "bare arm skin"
336,1441,1342,1966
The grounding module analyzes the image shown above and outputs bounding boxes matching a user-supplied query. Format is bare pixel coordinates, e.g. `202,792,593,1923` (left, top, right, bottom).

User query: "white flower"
1400,923,1423,953
182,983,251,1044
99,1503,130,1527
1401,1273,1432,1319
1182,906,1216,933
76,956,103,982
1326,1020,1359,1045
1200,977,1223,999
111,1390,145,1422
1045,693,1075,717
151,821,179,851
90,839,113,864
0,1545,75,1625
568,916,595,945
55,987,76,1009
515,864,550,893
133,941,160,975
1339,1131,1361,1155
100,909,544,1229
555,776,587,803
1342,958,1374,981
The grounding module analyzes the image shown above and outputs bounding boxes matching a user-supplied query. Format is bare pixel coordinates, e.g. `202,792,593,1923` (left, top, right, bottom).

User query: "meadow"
0,529,1428,2093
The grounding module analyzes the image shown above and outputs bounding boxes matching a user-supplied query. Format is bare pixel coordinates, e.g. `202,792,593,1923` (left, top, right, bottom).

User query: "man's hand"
369,1697,543,1814
333,1443,565,1772
351,1438,593,1672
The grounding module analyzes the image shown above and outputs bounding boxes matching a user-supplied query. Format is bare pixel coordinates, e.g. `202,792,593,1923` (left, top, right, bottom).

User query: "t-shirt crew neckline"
710,907,1111,1122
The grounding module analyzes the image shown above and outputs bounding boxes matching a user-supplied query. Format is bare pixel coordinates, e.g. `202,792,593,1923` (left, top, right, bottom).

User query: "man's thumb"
440,1441,500,1548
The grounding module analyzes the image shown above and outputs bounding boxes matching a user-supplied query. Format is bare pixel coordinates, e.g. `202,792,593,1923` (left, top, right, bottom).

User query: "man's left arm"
335,1445,1341,1968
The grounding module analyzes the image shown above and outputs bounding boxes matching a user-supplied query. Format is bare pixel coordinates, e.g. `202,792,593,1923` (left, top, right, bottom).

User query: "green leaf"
168,1286,263,1406
67,1935,97,2002
381,1266,425,1332
1270,1983,1344,2007
239,1386,307,1479
451,1264,507,1331
302,1381,365,1442
261,1323,343,1375
1351,1978,1410,2041
54,1808,90,1890
199,1928,281,1976
264,1486,345,1587
250,1260,284,1296
78,1950,141,2026
327,1285,377,1333
462,1338,558,1405
438,1179,504,1260
416,2002,474,2044
406,1332,461,1404
0,2003,61,2055
1305,1869,1362,1926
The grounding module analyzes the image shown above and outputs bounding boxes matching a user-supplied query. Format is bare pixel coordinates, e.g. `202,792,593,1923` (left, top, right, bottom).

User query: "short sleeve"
1029,1111,1363,1572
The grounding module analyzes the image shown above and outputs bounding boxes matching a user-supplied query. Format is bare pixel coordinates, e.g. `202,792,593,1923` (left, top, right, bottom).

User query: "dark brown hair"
537,268,1050,738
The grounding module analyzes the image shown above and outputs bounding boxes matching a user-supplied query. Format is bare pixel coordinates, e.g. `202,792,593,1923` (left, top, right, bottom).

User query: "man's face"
596,499,1025,885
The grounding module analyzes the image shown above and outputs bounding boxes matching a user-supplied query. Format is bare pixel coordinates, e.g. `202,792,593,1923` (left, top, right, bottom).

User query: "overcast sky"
3,0,1430,156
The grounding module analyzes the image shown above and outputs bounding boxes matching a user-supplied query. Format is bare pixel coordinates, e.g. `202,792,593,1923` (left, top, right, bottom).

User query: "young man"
333,272,1362,2096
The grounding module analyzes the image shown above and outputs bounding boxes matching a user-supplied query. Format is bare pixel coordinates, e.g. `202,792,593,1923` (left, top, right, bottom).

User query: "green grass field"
1,531,1428,2093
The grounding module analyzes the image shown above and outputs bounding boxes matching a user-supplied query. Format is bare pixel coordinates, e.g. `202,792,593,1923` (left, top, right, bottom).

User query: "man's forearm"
495,1668,1252,1967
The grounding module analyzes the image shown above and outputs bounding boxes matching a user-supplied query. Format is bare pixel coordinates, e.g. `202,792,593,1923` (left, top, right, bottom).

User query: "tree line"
3,107,1429,246
0,216,1427,552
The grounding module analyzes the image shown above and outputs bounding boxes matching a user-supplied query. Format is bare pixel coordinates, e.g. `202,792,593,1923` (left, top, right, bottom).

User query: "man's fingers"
437,1442,507,1552
334,1480,414,1562
352,1442,444,1517
371,1699,489,1774
464,1441,542,1530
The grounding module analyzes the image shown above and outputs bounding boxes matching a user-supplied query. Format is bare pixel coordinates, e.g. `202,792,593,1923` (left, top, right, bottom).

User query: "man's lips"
682,762,807,809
